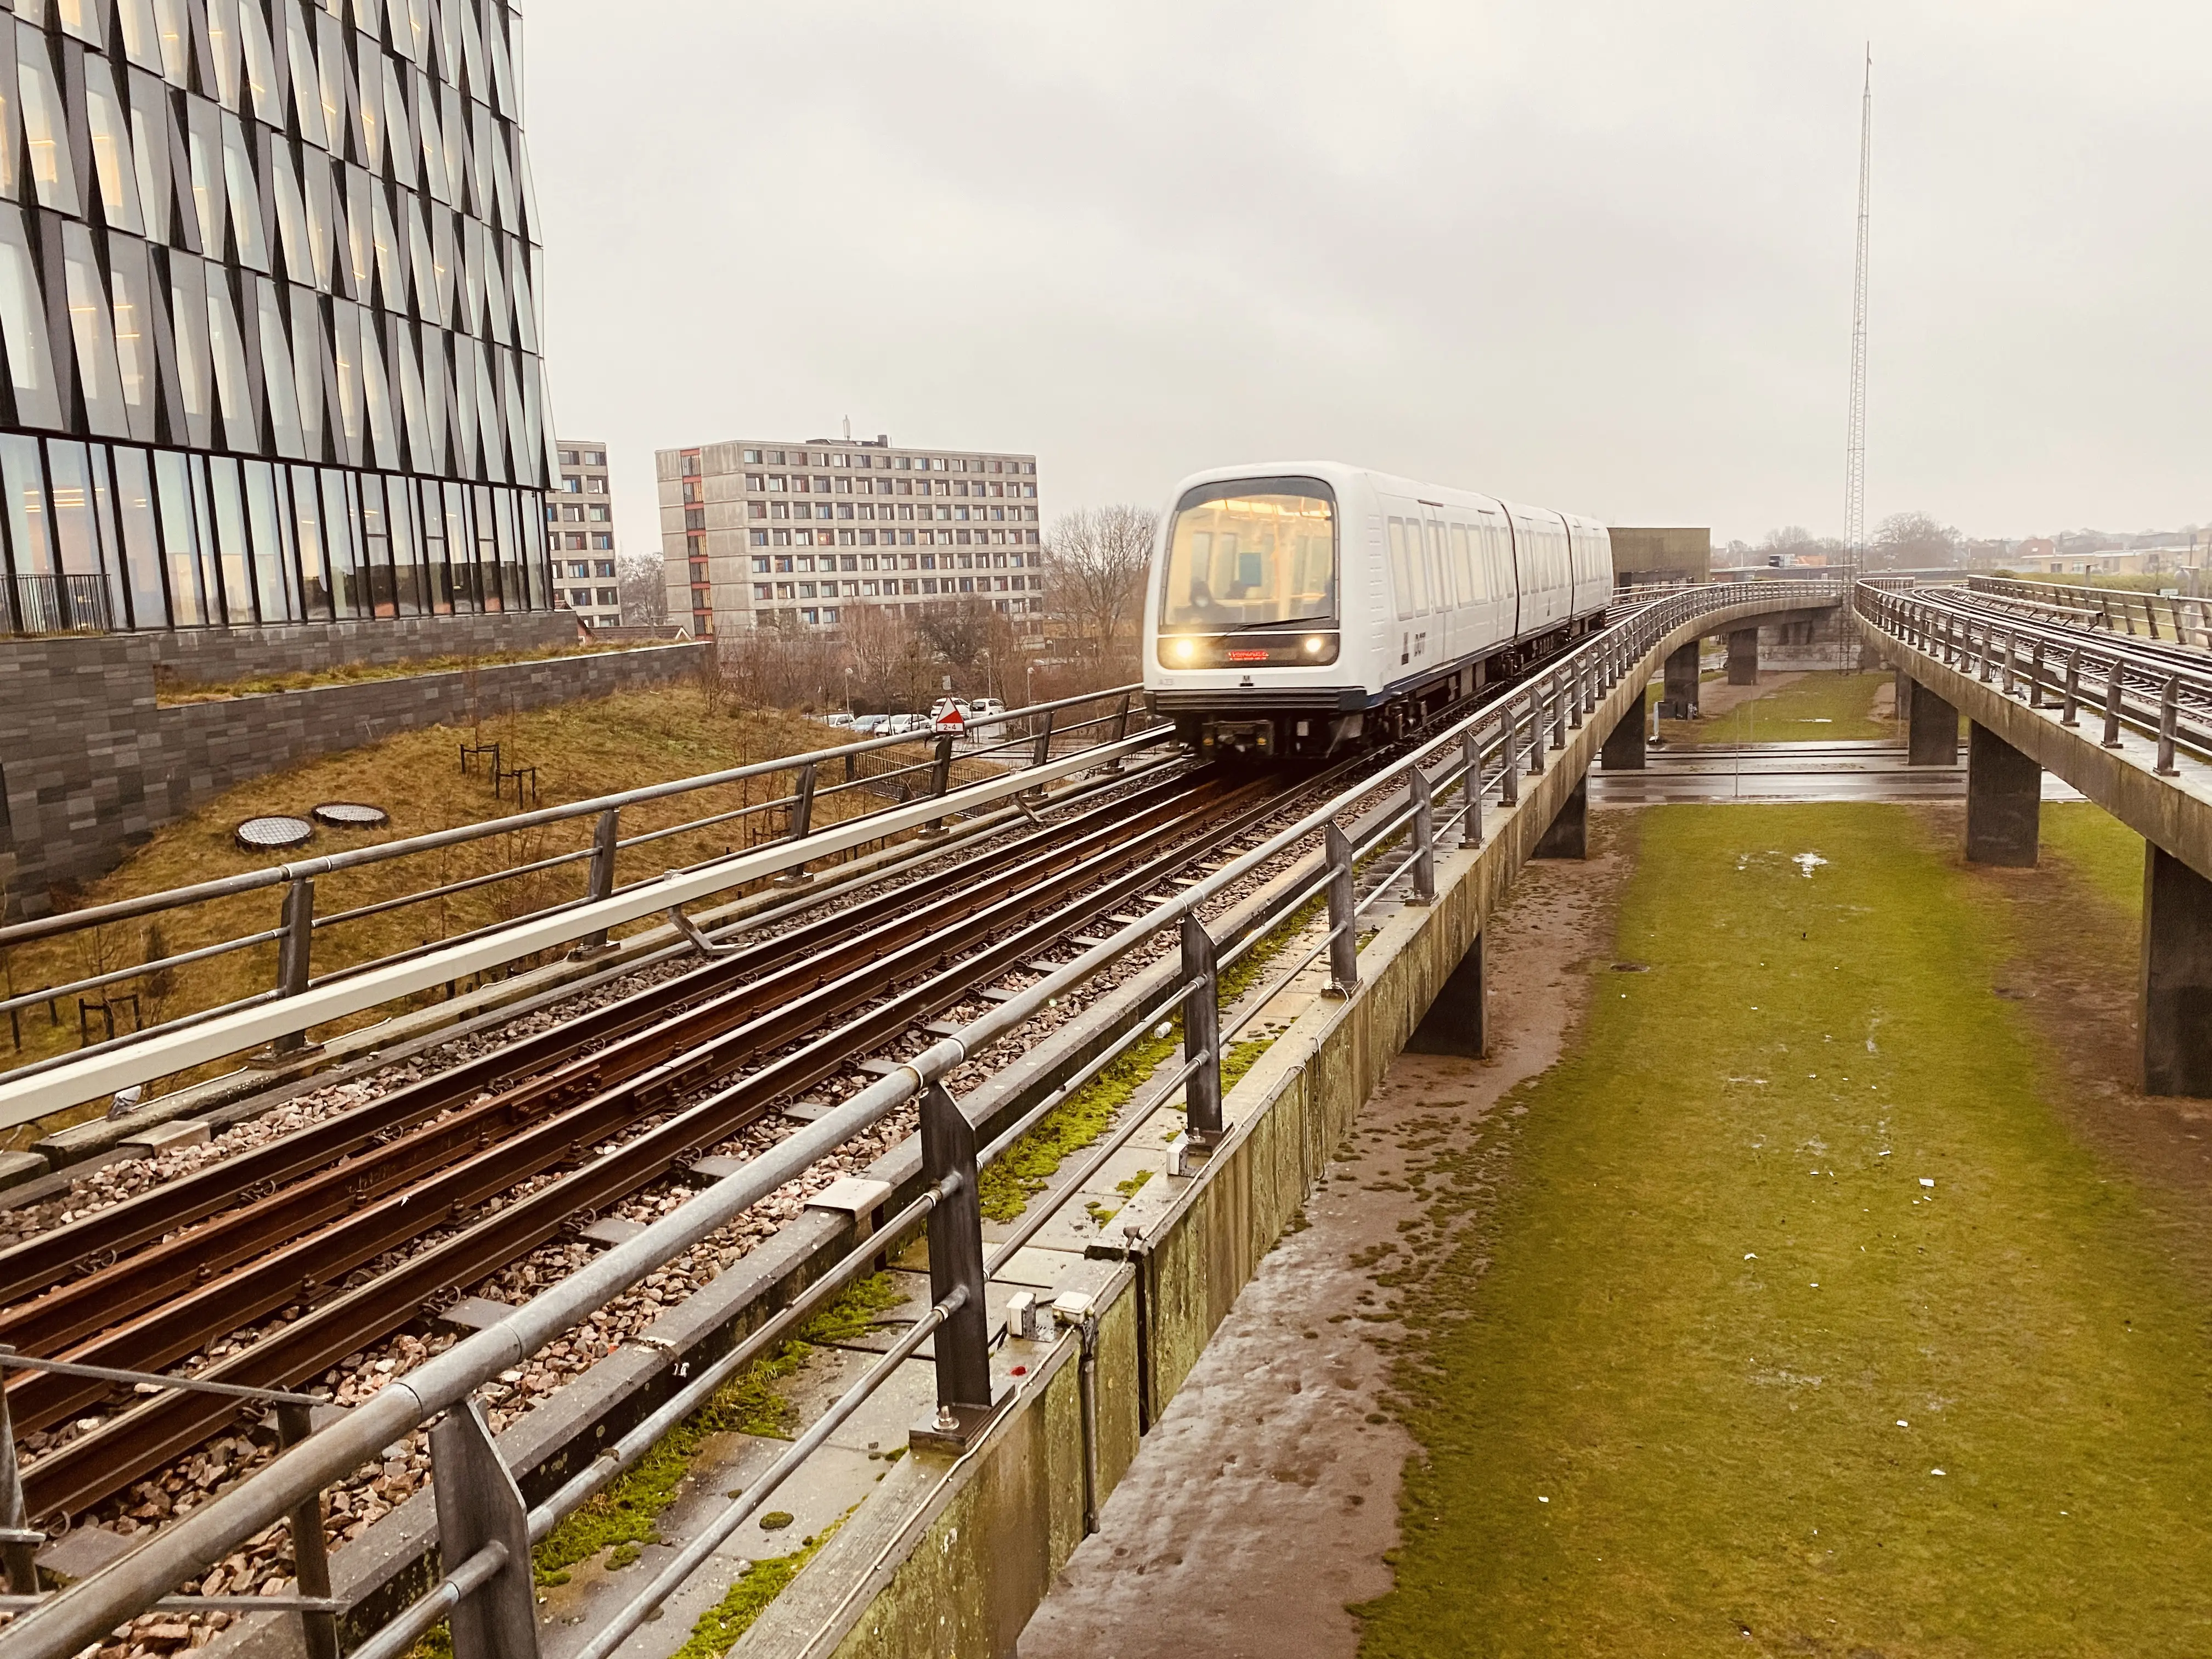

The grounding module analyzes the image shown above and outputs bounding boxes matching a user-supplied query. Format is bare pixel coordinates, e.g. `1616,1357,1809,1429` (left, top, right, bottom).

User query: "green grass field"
1356,804,2212,1656
1662,670,1898,745
2040,802,2144,921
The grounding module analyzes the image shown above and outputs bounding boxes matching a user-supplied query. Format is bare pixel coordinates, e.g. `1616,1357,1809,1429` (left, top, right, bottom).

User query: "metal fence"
1859,582,2212,770
1,574,111,636
0,578,1842,1659
0,685,1150,1124
1966,573,2212,649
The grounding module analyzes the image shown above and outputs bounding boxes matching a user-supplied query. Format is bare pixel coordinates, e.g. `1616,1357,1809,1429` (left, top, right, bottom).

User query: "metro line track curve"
1,754,1357,1524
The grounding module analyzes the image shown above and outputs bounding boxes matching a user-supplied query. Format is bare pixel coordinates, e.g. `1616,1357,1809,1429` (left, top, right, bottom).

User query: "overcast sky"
519,2,2212,557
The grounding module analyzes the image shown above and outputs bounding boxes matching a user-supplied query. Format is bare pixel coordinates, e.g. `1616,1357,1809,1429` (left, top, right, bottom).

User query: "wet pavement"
1589,740,2088,805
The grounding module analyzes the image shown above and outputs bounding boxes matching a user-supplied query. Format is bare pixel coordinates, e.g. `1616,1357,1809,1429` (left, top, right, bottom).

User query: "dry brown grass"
0,684,992,1116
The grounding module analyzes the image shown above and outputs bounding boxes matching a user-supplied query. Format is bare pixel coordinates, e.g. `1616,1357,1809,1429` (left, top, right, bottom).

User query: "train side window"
1423,520,1447,611
1449,522,1475,602
1387,518,1414,618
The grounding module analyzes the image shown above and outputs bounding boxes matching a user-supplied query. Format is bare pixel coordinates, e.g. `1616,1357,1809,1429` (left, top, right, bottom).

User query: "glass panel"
316,9,346,157
507,239,535,352
370,182,403,308
0,206,60,430
166,251,215,449
439,81,465,213
205,269,261,451
206,456,254,622
256,276,306,458
221,112,269,272
63,223,131,438
419,477,449,612
1,432,53,577
83,71,144,234
415,67,448,202
384,468,425,614
329,295,363,464
472,341,502,482
269,142,307,277
284,0,326,149
302,151,335,291
242,458,298,621
1160,480,1339,630
111,445,168,628
358,307,397,466
238,0,279,122
405,191,437,323
16,25,80,213
382,57,414,189
117,0,161,69
0,24,18,206
48,443,104,611
496,344,523,481
204,0,242,110
354,47,381,171
343,162,374,297
357,469,400,615
490,122,516,229
286,464,324,617
473,482,499,610
186,100,224,256
153,0,190,86
1449,520,1479,601
431,205,455,323
391,317,428,470
289,283,325,462
415,323,448,472
127,70,170,241
480,222,509,345
153,447,207,624
449,329,477,475
86,443,132,625
444,478,473,610
518,351,545,487
57,0,107,45
318,466,360,617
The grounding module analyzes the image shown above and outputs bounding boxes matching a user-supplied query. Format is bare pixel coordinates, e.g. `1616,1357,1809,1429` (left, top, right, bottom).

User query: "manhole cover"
312,802,389,828
234,815,314,851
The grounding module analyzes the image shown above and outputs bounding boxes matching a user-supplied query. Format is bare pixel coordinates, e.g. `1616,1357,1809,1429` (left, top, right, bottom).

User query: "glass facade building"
0,0,555,636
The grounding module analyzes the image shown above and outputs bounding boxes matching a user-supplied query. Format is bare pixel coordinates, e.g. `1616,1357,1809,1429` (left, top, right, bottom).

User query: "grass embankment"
0,685,974,1107
1355,803,2212,1655
2040,800,2145,920
154,642,632,703
1662,670,1898,745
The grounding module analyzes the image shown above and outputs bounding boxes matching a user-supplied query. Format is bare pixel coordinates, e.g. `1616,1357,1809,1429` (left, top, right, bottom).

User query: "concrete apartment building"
550,439,620,629
657,435,1043,640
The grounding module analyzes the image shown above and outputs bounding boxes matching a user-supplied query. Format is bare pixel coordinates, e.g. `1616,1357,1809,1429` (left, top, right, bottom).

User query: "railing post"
1324,822,1358,996
267,877,318,1058
1549,672,1567,749
430,1401,538,1659
1180,913,1224,1144
919,732,956,837
787,761,818,842
1102,692,1131,772
2102,662,2125,749
571,808,621,957
2061,647,2082,727
1460,725,1484,848
0,1380,41,1594
914,1082,1002,1448
2157,676,2181,776
1978,624,1995,683
2027,639,2045,708
1029,708,1056,783
276,1403,340,1659
1408,766,1436,905
1528,692,1548,775
1499,706,1521,805
1568,661,1586,729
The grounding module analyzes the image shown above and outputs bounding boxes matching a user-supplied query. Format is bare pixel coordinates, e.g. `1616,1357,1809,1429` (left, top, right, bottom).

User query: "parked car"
819,712,856,729
879,712,932,736
849,713,891,736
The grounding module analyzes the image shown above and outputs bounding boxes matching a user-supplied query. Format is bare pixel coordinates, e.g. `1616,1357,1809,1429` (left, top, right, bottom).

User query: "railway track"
2,755,1352,1523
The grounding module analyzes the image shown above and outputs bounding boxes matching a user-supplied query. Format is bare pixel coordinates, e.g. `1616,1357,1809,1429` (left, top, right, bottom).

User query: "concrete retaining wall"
0,636,709,913
144,612,582,687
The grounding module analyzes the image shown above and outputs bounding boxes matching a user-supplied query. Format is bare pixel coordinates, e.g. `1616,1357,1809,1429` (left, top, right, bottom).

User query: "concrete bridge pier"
1965,721,2040,866
1660,641,1701,719
1906,678,1960,766
1726,628,1759,686
2142,847,2212,1097
1406,932,1486,1059
1600,701,1647,770
1532,776,1589,860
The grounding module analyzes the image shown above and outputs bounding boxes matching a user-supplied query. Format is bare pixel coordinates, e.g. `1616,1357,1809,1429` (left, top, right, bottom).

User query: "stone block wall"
1,636,708,915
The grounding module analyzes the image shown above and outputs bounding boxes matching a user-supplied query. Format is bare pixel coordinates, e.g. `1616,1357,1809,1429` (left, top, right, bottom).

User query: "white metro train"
1141,462,1613,759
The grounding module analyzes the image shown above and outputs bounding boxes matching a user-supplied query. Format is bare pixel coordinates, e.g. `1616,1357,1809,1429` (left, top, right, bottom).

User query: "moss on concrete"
672,1518,842,1659
1355,803,2212,1655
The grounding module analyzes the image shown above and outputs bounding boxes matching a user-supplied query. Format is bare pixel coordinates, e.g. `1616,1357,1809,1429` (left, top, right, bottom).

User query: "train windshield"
1161,479,1337,630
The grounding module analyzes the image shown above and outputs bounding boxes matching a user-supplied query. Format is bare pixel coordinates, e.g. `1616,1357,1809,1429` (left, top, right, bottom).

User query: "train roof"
1161,461,1609,534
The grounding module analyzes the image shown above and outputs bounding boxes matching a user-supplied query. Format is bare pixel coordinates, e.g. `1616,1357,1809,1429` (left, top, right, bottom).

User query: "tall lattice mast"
1843,48,1872,569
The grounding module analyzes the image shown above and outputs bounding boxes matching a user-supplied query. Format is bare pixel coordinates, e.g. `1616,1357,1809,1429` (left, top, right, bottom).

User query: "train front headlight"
1172,637,1199,664
1304,635,1326,656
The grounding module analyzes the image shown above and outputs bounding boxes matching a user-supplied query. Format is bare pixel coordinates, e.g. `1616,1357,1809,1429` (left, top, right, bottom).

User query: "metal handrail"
0,582,1841,1659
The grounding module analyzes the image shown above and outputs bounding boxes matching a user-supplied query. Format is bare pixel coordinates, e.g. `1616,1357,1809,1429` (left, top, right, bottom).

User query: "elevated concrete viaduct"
1862,583,2212,1096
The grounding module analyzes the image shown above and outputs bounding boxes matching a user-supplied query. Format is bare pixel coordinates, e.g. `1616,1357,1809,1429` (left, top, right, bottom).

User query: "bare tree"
1046,505,1155,662
617,553,669,627
1872,511,1962,569
915,597,1018,684
842,603,938,712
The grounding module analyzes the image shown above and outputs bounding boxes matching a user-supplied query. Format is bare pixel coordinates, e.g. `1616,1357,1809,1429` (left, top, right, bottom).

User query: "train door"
1384,503,1430,669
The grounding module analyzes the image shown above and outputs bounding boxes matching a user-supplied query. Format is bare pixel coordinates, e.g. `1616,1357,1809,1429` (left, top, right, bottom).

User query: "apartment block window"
586,450,606,465
742,449,761,462
596,587,618,605
592,533,614,549
590,506,611,521
752,556,770,573
682,482,700,503
754,584,771,600
595,561,616,578
748,502,767,519
559,449,579,465
773,530,791,546
566,561,589,578
775,556,794,572
768,475,787,491
687,534,706,556
563,506,584,522
567,588,591,606
562,476,583,493
751,532,769,548
684,509,704,529
745,475,764,490
682,453,702,475
691,560,709,583
586,478,607,493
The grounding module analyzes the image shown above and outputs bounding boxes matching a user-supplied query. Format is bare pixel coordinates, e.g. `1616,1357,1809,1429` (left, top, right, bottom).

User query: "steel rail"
0,581,1840,1659
7,772,1303,1510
